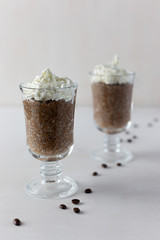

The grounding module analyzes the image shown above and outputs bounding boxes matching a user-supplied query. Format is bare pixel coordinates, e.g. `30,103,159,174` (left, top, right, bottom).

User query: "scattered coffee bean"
73,208,80,214
133,124,138,128
120,139,123,142
153,118,159,122
133,135,137,139
92,171,98,176
125,131,130,134
84,188,92,193
59,204,67,209
101,163,108,168
13,218,21,226
117,163,122,167
72,199,80,205
127,139,132,143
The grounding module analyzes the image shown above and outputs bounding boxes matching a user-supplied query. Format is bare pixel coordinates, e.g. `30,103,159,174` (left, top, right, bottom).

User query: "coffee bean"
127,139,132,143
59,204,67,209
133,124,138,128
125,131,130,134
117,163,122,167
133,135,137,139
101,163,108,168
72,199,80,205
73,208,80,214
120,139,123,142
92,171,98,176
13,218,21,226
154,118,159,122
84,188,92,193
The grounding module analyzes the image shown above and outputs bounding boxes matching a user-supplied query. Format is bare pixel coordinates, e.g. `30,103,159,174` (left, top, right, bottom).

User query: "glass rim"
19,82,78,91
89,71,135,77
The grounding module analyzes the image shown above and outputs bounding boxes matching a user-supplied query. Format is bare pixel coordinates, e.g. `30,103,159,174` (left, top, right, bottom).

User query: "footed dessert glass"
20,83,78,199
91,72,135,166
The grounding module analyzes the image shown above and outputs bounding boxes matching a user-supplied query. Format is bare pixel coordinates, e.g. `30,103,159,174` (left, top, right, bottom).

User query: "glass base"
26,176,78,199
92,148,133,166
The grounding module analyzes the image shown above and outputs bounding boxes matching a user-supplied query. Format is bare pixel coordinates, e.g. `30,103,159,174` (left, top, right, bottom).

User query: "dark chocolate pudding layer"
23,99,75,160
92,82,133,134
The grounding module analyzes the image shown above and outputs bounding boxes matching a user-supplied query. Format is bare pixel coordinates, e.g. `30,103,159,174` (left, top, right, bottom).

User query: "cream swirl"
23,68,76,102
91,55,134,84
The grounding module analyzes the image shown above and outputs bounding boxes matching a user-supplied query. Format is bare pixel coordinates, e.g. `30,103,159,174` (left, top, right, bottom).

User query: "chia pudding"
20,68,77,161
91,56,134,134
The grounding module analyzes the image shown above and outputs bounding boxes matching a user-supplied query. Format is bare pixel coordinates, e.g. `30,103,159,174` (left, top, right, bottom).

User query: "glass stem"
104,134,121,152
40,161,62,183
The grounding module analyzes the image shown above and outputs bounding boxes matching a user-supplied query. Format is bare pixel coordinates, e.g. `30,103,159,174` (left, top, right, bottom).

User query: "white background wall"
0,0,160,107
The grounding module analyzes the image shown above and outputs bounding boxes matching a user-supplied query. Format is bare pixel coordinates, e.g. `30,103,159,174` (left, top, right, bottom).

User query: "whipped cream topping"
22,68,76,102
91,55,134,84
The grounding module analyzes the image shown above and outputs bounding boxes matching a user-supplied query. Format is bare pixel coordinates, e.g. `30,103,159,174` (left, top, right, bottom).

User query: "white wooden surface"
0,106,160,240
